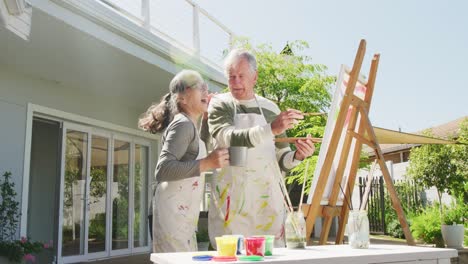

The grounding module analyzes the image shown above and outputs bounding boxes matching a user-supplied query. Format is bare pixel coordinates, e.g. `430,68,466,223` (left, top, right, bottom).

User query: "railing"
359,176,425,235
98,0,234,69
359,176,386,234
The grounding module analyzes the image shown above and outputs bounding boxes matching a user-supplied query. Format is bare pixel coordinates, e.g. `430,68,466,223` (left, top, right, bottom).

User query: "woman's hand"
200,148,229,172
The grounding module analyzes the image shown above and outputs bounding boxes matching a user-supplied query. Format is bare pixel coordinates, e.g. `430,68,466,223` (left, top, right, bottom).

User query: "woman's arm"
155,119,200,182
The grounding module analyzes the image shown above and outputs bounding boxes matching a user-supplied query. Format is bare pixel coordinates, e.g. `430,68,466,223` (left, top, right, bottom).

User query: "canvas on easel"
301,39,415,245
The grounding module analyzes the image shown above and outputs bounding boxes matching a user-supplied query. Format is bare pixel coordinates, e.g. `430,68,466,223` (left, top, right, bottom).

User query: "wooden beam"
360,108,415,245
348,130,376,148
322,206,343,217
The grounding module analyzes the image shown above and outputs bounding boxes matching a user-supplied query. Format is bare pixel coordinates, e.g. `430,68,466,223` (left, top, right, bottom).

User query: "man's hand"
271,109,304,136
293,134,316,161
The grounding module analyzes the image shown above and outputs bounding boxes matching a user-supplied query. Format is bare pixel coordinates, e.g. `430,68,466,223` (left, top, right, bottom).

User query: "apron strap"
232,95,266,119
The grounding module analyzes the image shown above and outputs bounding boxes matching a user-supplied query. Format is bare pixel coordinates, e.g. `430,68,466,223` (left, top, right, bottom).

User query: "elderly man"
207,49,315,247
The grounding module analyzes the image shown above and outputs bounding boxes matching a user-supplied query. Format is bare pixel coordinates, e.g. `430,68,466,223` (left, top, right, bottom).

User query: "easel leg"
360,110,415,245
319,216,333,244
375,157,415,245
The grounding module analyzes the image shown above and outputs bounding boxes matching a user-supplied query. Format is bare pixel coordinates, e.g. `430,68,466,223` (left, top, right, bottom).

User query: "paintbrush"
274,137,322,144
302,112,327,116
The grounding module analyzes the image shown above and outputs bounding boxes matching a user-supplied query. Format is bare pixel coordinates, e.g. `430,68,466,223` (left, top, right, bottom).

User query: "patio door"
57,122,151,263
58,123,111,263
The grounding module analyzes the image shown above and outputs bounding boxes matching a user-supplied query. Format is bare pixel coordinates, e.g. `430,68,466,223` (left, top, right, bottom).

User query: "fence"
358,176,425,235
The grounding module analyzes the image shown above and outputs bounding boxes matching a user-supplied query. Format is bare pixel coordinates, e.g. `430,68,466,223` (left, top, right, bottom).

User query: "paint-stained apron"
208,98,286,247
153,139,207,252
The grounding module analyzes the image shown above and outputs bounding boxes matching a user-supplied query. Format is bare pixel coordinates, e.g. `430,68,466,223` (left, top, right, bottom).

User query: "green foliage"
112,195,129,240
0,171,20,241
378,179,424,238
407,129,466,209
410,204,444,247
450,118,468,202
386,217,407,239
0,172,50,263
0,238,45,263
89,213,106,241
90,168,107,200
196,229,210,242
442,197,467,225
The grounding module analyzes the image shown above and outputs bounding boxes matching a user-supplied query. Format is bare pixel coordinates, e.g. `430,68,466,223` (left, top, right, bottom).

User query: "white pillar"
192,3,200,56
141,0,150,30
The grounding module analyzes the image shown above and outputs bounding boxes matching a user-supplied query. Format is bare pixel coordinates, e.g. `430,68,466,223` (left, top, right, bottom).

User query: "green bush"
196,229,209,242
381,179,424,238
89,213,106,241
465,229,468,246
442,196,466,225
410,205,444,247
0,171,51,262
386,218,405,239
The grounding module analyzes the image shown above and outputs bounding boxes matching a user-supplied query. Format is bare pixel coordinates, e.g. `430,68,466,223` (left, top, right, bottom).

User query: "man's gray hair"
223,49,257,76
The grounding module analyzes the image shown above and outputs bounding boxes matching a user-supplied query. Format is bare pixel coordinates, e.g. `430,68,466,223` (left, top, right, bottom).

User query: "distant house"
0,0,231,263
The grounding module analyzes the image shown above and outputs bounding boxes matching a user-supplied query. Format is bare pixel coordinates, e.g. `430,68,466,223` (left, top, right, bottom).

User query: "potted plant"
0,171,51,263
196,229,210,251
441,199,466,249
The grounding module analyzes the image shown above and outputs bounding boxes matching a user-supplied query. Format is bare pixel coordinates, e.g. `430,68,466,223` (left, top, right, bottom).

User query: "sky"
192,0,467,133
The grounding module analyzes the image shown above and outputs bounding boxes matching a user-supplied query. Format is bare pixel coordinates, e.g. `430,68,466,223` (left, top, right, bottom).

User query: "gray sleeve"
154,120,201,182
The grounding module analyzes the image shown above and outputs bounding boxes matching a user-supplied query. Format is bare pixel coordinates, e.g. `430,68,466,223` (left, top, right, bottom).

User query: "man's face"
227,58,257,100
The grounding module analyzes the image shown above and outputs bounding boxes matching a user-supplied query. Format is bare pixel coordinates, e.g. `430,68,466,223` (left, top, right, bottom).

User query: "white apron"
153,138,207,252
208,97,286,247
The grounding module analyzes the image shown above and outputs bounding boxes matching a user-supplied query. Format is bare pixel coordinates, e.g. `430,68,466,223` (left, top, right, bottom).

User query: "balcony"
61,0,234,73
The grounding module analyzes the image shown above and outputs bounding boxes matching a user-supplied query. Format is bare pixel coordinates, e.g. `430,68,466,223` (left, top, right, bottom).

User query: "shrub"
196,229,209,242
0,172,51,263
442,196,466,225
410,204,443,247
386,218,405,239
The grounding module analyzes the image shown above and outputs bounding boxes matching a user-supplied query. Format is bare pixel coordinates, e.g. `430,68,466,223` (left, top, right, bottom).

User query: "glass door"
111,139,130,252
58,123,151,263
59,124,111,263
87,134,110,257
59,126,89,263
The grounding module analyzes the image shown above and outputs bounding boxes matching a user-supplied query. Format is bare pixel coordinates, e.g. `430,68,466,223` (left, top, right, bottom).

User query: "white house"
0,0,231,263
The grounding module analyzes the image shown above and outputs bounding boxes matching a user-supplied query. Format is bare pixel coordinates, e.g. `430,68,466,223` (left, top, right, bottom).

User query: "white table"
150,244,457,264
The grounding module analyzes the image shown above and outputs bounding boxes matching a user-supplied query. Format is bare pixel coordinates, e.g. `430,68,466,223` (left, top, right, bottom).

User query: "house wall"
0,65,159,219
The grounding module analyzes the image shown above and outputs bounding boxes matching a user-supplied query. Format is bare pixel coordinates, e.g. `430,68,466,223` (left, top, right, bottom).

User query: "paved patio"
83,254,152,264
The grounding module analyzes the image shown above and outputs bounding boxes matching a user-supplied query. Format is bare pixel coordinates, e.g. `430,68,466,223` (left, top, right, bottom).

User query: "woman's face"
181,83,209,117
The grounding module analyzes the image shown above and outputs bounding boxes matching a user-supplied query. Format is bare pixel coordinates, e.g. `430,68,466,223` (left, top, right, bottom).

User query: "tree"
407,121,467,212
230,38,335,193
450,118,468,203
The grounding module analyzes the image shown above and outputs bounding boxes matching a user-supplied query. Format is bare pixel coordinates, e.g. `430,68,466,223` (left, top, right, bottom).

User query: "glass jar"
347,210,370,249
285,211,306,249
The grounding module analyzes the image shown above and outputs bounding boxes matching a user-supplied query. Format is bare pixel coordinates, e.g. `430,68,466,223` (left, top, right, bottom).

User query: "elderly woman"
139,70,229,253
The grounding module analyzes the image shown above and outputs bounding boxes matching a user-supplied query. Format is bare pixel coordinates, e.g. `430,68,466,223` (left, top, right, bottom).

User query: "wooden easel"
301,40,415,246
